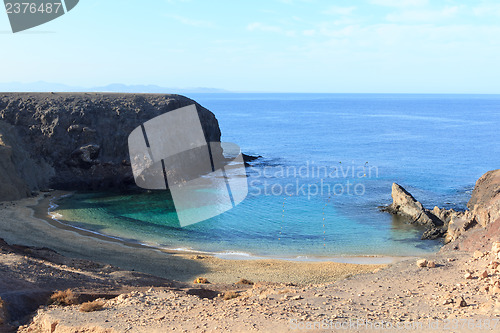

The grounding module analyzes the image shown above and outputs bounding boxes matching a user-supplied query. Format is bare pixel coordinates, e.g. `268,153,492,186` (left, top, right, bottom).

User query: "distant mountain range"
0,81,231,94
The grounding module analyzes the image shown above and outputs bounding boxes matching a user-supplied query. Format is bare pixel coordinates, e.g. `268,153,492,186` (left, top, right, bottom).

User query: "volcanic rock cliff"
0,93,222,201
384,169,500,243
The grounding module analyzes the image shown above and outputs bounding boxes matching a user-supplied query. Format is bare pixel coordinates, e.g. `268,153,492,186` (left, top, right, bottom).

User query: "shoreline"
0,193,386,285
42,191,414,265
2,168,498,331
40,191,185,255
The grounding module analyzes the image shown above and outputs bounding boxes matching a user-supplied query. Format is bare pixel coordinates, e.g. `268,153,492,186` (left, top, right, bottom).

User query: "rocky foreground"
0,169,496,332
16,244,500,333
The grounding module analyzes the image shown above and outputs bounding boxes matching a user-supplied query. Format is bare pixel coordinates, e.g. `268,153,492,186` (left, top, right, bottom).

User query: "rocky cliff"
0,93,222,201
384,169,500,243
467,169,500,227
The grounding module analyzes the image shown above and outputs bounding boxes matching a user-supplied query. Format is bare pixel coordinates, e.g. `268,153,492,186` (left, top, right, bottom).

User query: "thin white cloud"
473,3,500,17
369,0,428,8
247,22,296,36
276,0,314,4
386,6,459,23
301,22,500,53
323,6,357,16
247,22,282,33
316,24,359,39
302,29,316,36
165,15,214,28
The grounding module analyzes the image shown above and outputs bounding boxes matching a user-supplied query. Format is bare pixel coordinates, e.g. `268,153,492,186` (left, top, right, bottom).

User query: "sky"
1,0,500,93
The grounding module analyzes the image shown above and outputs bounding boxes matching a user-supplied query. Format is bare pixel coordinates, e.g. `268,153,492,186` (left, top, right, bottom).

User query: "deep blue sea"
53,94,500,259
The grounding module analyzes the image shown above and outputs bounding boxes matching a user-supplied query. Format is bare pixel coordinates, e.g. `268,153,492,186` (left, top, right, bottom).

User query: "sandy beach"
0,193,385,286
2,0,500,328
0,180,499,332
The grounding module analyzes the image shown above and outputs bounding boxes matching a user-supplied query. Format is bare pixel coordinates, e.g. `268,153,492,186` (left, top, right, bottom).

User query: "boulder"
431,206,461,228
68,144,101,169
492,242,500,254
444,212,476,243
474,250,485,258
421,227,446,240
383,183,444,228
416,259,428,267
457,297,467,308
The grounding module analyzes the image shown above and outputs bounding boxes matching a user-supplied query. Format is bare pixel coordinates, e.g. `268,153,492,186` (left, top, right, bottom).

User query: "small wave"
166,247,211,254
214,251,262,260
49,212,64,220
216,251,252,257
295,255,309,260
47,193,73,221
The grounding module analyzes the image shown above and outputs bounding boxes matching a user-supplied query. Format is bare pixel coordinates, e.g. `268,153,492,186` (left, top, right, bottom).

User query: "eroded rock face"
0,126,30,201
0,297,8,326
383,169,500,244
0,93,222,201
445,169,500,244
444,211,476,244
431,206,462,226
467,169,500,227
384,183,444,228
421,227,446,240
382,183,468,240
0,121,54,201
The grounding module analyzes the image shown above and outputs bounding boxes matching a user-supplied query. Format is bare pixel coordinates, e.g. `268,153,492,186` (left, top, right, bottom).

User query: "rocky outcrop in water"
381,183,449,239
382,182,467,240
384,183,444,228
383,169,500,242
0,93,222,201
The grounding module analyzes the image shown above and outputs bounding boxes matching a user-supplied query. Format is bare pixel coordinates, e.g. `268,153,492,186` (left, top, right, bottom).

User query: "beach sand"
2,193,500,332
0,193,384,286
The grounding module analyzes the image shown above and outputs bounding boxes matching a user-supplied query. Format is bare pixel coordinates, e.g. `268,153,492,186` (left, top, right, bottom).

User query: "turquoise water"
54,94,500,258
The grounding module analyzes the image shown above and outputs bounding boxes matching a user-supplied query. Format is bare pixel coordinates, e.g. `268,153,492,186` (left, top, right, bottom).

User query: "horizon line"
0,82,499,95
1,91,500,95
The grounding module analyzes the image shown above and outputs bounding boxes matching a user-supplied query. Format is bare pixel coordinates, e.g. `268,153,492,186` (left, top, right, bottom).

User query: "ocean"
52,94,500,259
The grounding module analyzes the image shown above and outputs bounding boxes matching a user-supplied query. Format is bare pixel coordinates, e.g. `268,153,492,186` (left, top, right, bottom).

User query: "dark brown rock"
421,227,446,240
0,93,222,200
0,121,54,201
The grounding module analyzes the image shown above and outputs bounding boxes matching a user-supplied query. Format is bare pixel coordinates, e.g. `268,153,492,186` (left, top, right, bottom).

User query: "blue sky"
1,0,500,93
